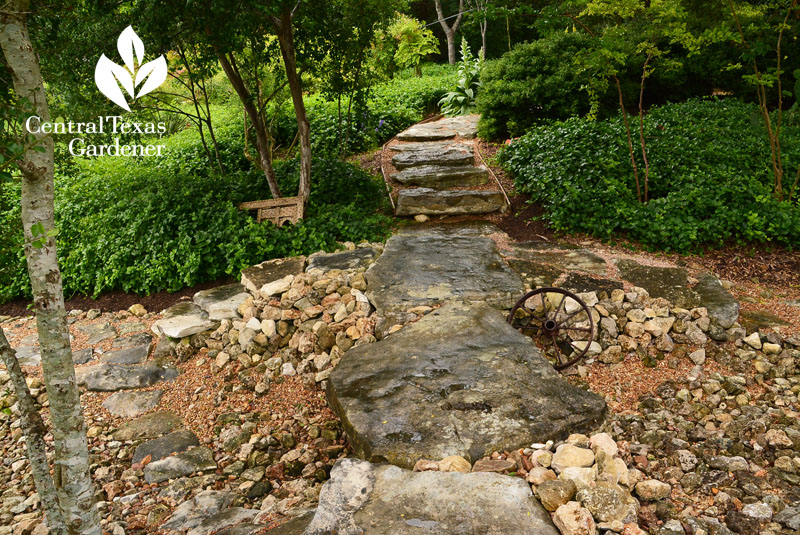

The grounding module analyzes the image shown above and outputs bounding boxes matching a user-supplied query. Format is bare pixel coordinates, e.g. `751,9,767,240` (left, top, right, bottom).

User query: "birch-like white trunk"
0,2,101,534
0,327,66,535
434,0,464,65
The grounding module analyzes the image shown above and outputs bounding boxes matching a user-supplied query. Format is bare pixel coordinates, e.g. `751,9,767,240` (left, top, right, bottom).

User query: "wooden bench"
238,196,304,226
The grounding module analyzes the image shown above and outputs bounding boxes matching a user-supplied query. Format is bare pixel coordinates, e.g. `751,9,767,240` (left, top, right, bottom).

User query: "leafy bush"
0,152,392,302
273,64,458,157
476,33,596,140
499,98,800,252
439,38,483,117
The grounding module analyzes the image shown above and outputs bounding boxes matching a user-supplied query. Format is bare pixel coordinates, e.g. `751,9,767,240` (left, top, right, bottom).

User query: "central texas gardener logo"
95,26,167,111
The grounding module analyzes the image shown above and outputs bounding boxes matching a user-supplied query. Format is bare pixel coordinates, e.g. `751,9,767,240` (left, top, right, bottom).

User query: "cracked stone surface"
391,165,489,190
327,302,606,469
306,248,379,273
300,458,559,535
395,188,505,216
391,144,473,170
365,224,524,317
77,363,178,391
193,284,251,320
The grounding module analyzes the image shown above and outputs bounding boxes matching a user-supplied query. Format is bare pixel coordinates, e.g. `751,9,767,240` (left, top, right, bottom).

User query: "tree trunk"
434,0,464,65
217,51,282,198
0,328,67,535
273,8,311,203
0,4,101,534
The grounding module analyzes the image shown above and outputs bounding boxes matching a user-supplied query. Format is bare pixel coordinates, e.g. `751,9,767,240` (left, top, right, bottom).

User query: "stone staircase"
386,115,507,217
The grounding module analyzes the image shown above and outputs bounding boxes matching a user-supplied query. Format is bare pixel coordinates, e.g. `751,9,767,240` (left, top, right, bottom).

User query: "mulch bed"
0,276,236,318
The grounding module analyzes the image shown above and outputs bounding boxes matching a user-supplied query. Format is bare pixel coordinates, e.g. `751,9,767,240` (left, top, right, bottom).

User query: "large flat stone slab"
240,256,306,294
306,248,378,273
392,165,489,189
438,114,480,139
113,411,182,441
102,390,163,418
151,315,217,339
193,284,251,320
77,363,178,391
391,144,473,170
99,343,151,364
615,259,698,306
504,243,608,276
133,429,200,464
327,302,606,469
396,123,457,142
395,188,505,216
144,446,217,483
302,458,559,535
365,225,524,315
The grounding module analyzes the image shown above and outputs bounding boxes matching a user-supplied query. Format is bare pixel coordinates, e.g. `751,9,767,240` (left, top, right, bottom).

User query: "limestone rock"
327,302,606,469
193,284,250,320
77,363,178,391
365,224,524,317
395,188,505,216
302,458,559,535
143,446,216,483
240,256,306,294
306,248,378,273
552,501,596,535
113,411,182,441
133,429,200,465
102,390,163,418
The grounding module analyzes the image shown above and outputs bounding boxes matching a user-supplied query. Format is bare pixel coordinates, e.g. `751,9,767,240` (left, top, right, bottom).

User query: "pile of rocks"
170,244,384,392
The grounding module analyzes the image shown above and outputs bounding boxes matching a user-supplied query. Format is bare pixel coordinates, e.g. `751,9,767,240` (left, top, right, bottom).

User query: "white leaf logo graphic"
117,25,144,73
94,25,167,111
135,56,167,98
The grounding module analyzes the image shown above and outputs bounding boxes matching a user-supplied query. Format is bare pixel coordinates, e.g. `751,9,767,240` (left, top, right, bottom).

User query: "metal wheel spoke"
556,308,586,327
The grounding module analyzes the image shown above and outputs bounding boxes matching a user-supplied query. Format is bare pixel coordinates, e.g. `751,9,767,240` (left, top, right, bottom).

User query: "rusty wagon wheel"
507,287,596,370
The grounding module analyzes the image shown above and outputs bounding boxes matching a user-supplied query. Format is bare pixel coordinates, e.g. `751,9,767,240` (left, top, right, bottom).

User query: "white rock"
152,316,216,339
245,317,262,331
281,362,296,376
261,319,276,337
552,444,595,472
559,467,596,491
689,349,706,365
634,479,671,501
589,433,618,458
553,501,596,535
571,341,602,356
260,275,294,298
743,332,762,350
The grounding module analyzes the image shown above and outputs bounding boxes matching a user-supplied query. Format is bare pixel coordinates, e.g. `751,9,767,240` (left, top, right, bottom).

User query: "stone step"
365,223,524,323
396,122,457,142
391,144,473,170
326,302,606,469
395,188,505,216
293,458,560,535
392,165,489,189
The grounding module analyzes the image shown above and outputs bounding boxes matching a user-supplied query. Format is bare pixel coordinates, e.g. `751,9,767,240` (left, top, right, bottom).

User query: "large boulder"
327,302,606,469
113,411,182,441
302,458,559,535
133,429,200,464
365,224,524,318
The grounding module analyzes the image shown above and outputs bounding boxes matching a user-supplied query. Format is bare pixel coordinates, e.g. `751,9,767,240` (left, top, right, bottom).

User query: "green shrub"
0,153,392,302
476,33,596,140
499,98,800,252
273,64,458,157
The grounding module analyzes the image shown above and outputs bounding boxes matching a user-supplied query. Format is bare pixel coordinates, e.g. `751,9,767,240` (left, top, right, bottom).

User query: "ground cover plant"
499,98,800,252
